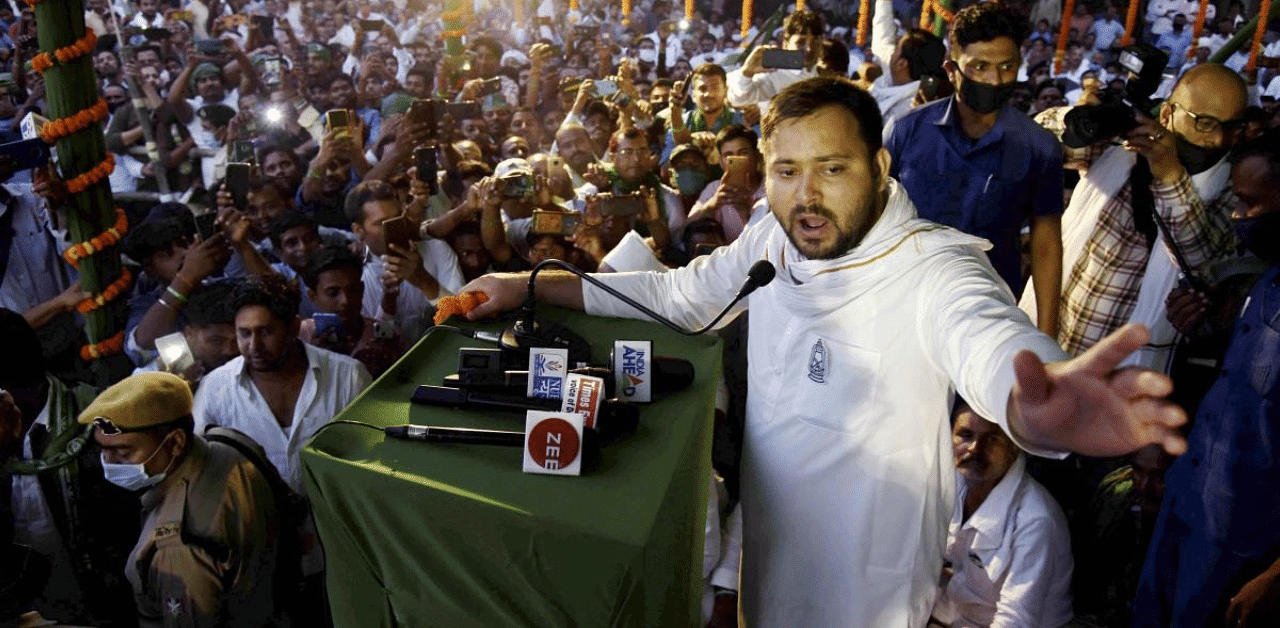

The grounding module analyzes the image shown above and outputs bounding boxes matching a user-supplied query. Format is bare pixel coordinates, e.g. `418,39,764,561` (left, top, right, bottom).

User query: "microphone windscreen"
748,260,776,288
654,357,696,393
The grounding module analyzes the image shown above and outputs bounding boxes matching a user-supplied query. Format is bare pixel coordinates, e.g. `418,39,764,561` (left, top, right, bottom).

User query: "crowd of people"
1,0,1278,625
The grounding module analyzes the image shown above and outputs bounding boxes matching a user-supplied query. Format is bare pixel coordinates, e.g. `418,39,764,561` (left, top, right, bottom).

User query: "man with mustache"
459,77,1187,626
931,400,1074,627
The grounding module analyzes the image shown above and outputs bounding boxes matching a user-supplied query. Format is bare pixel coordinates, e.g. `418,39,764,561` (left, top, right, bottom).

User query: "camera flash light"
265,107,283,123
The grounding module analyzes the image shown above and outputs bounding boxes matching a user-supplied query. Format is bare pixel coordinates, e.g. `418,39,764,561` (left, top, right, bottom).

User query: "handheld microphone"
505,258,776,354
384,424,602,471
410,385,639,443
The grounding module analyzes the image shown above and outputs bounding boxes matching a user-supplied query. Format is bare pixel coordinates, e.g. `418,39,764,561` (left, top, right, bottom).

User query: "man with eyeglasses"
80,371,280,628
1032,63,1247,368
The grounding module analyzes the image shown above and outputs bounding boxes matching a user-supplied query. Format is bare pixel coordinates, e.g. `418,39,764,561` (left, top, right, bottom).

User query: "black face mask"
1233,213,1280,263
957,70,1016,114
1175,134,1229,175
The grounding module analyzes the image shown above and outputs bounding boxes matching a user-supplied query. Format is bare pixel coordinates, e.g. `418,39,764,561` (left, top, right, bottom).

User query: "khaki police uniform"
78,372,280,628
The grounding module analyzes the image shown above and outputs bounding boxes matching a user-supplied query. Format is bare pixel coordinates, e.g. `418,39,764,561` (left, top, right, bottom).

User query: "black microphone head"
748,260,776,288
736,260,776,299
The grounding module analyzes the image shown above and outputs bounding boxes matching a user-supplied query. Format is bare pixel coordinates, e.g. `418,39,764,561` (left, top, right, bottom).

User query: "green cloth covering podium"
301,307,723,627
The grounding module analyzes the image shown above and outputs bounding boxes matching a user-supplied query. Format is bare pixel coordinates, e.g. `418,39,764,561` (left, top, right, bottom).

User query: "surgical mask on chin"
1175,135,1229,175
1232,213,1280,263
638,49,657,64
100,432,175,492
957,71,1016,114
673,167,707,195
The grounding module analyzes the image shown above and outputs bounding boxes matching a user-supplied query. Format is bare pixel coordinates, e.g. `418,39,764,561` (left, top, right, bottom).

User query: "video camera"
1061,43,1169,148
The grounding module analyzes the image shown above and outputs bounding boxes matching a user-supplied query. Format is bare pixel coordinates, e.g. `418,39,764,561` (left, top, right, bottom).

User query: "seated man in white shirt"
193,274,371,493
933,400,1074,628
726,9,825,116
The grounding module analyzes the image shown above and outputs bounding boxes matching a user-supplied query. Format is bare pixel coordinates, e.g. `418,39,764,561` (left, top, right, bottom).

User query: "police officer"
79,372,279,628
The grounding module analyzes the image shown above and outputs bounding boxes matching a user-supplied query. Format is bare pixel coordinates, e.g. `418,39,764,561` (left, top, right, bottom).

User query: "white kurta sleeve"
581,218,767,329
915,245,1069,458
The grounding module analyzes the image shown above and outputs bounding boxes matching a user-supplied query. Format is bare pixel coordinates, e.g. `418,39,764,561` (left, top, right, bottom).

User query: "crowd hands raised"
0,0,1279,626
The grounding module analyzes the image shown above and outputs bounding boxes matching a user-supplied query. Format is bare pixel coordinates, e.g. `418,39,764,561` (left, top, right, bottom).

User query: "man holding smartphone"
664,63,744,165
726,9,825,117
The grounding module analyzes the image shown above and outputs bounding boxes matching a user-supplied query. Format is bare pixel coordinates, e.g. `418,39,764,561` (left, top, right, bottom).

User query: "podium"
301,308,722,628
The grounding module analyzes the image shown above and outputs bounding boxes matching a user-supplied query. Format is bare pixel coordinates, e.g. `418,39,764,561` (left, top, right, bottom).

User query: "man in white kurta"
460,77,1189,628
581,179,1064,626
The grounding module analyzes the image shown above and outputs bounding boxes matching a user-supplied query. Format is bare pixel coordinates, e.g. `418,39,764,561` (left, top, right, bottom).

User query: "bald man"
1033,63,1248,365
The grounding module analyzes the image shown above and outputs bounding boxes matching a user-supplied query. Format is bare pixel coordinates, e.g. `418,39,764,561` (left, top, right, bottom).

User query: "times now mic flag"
523,411,585,476
561,373,605,428
613,340,652,402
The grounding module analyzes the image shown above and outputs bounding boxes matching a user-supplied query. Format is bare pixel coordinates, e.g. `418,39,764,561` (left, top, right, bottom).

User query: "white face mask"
100,432,174,492
638,48,657,64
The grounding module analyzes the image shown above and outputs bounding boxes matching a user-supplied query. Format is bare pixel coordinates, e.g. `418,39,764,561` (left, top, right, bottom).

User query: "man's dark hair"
820,39,850,76
607,127,648,154
1034,78,1064,98
470,35,502,58
406,65,432,85
689,62,727,83
446,220,483,246
0,308,45,390
948,3,1028,53
258,144,299,169
144,202,197,236
343,179,399,224
325,71,355,89
302,244,363,291
681,217,725,253
186,279,239,328
898,29,946,80
267,211,319,249
1230,128,1280,181
653,78,674,91
232,273,301,323
761,77,883,159
782,9,824,38
123,218,188,264
525,230,569,249
715,123,758,153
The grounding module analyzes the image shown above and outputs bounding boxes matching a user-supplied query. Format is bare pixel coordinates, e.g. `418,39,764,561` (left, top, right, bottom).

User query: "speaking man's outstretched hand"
1009,323,1188,457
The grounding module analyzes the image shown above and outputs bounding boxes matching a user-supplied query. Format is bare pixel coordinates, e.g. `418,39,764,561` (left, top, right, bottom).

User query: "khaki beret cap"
77,372,193,430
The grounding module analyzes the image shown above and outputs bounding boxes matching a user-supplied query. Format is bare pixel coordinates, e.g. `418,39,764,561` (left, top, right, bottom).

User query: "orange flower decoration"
40,99,108,144
76,268,133,314
64,207,128,267
433,291,490,325
31,30,97,74
65,153,115,195
80,331,125,361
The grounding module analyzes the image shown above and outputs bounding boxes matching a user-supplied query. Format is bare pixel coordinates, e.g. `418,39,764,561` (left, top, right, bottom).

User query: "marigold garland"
64,207,127,267
40,99,108,144
1054,0,1076,74
21,0,47,8
76,267,132,315
64,153,115,195
30,30,97,74
80,331,124,361
856,0,871,47
1189,0,1209,58
1247,0,1273,74
441,28,467,39
1119,0,1139,47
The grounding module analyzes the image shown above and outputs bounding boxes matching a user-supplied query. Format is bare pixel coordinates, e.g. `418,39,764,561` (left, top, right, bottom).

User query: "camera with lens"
1061,43,1169,148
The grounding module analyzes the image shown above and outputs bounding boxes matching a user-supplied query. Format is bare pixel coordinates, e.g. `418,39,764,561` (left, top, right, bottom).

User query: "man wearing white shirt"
931,401,1075,628
193,274,370,493
867,0,946,130
126,0,165,29
461,77,1190,627
725,9,824,117
346,180,463,342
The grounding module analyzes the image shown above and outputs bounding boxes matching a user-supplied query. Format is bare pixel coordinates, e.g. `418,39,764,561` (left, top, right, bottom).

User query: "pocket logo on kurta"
808,340,828,383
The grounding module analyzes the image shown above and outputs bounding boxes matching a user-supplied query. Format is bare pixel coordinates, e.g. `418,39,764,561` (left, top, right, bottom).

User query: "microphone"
504,259,776,354
384,424,602,471
443,357,695,399
410,385,639,443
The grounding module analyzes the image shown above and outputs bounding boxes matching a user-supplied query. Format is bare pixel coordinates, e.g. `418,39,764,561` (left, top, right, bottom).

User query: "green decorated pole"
31,0,128,377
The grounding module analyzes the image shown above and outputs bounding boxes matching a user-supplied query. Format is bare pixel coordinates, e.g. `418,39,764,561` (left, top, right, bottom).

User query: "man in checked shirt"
1032,63,1247,364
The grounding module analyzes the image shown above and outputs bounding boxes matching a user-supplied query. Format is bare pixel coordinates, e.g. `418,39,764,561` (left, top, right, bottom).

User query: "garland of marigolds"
1120,0,1139,47
31,0,128,362
1189,0,1209,58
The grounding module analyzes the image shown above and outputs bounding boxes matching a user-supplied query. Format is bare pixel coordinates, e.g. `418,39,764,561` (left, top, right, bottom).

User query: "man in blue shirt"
886,2,1064,336
1132,131,1280,628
